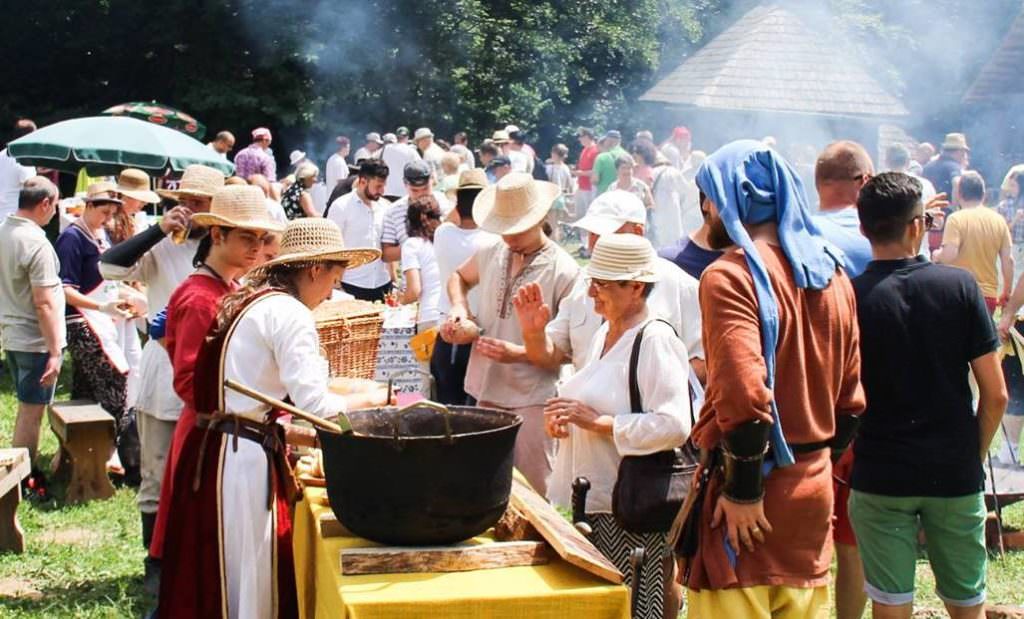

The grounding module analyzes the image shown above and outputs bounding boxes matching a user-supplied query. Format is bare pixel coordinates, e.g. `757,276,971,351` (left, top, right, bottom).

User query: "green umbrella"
102,101,207,140
7,116,234,177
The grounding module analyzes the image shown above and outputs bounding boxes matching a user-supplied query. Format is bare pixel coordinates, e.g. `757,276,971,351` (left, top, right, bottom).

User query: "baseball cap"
403,160,432,185
252,127,271,140
382,133,397,144
601,130,622,142
366,132,384,145
414,127,434,141
396,126,410,137
572,190,646,236
489,155,512,168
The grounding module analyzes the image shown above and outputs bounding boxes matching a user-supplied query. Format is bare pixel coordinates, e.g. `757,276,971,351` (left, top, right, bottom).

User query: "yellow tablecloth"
294,487,630,618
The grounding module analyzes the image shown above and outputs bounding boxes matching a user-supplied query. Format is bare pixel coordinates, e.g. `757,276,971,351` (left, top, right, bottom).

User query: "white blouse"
222,294,347,422
548,319,692,514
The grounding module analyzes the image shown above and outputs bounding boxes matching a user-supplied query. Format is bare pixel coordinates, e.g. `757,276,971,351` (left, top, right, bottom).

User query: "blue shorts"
6,350,57,405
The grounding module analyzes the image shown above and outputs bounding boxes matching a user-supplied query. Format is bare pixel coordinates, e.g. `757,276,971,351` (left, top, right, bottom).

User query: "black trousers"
429,335,472,405
341,281,393,303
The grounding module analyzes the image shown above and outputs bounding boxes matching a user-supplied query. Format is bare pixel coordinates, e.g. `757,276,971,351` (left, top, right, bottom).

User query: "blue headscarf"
696,140,843,467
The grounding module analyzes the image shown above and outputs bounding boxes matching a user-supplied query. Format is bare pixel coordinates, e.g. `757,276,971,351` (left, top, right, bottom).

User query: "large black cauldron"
317,401,522,546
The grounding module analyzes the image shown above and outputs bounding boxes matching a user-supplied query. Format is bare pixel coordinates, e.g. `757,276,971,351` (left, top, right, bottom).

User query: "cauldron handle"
392,400,455,445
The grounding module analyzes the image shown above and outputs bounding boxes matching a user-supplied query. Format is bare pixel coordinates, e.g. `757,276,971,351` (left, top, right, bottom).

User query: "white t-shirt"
0,149,35,221
352,146,379,164
265,197,287,223
380,191,453,248
325,152,349,192
325,191,390,289
508,150,530,174
401,237,441,325
432,223,498,316
546,256,702,371
380,143,422,198
548,319,691,513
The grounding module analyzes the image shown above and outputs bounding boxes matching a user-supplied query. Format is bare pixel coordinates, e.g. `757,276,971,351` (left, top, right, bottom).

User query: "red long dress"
149,272,235,560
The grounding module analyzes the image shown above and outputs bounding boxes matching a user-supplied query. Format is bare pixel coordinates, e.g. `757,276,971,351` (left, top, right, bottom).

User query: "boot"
141,512,156,550
998,416,1024,466
141,512,161,596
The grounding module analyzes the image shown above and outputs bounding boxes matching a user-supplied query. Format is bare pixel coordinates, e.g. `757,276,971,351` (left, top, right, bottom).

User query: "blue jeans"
6,350,57,405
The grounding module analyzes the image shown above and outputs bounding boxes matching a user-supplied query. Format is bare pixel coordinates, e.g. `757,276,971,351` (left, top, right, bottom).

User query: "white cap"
571,190,646,236
414,127,434,141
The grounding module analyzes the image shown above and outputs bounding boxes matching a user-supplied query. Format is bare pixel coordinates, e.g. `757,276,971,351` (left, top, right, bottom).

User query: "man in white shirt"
380,138,423,201
206,131,235,161
0,119,38,221
325,159,393,301
352,132,383,163
514,190,706,381
414,127,446,178
380,160,452,265
325,135,351,192
492,130,530,174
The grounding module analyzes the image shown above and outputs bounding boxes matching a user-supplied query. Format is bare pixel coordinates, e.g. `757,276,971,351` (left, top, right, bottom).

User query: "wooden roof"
640,3,908,118
963,8,1024,104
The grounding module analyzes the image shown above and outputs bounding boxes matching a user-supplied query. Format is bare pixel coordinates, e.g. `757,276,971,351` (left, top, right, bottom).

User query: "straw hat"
157,164,226,199
456,168,488,192
190,186,285,233
491,130,511,145
414,127,434,141
585,233,660,283
85,181,123,206
260,218,380,270
116,168,159,203
941,132,970,151
472,172,560,235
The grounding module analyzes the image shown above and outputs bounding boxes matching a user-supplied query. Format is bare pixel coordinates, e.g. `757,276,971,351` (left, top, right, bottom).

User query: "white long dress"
219,293,347,619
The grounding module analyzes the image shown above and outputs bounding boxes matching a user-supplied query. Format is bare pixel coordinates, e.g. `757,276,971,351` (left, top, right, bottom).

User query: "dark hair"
192,226,235,267
577,127,595,139
959,171,985,202
358,159,389,180
456,187,481,220
18,177,55,210
479,143,499,157
509,131,526,145
630,139,659,166
857,172,923,244
406,195,442,239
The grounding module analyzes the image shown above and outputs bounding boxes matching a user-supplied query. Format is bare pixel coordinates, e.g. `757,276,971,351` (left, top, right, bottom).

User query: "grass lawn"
0,357,1023,617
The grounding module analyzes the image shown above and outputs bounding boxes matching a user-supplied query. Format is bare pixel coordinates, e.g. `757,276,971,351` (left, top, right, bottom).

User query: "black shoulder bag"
611,319,700,533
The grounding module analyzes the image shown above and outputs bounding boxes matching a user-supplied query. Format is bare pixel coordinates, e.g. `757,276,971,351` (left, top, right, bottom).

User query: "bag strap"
628,318,674,414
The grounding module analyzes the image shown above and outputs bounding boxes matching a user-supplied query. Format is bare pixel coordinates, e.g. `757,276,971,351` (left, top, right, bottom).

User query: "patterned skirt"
589,513,667,619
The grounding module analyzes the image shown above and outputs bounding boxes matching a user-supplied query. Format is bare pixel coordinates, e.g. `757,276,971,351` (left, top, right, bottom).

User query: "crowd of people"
0,115,1022,619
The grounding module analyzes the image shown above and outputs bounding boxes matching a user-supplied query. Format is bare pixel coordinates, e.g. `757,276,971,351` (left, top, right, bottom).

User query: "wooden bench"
0,448,30,553
49,400,115,504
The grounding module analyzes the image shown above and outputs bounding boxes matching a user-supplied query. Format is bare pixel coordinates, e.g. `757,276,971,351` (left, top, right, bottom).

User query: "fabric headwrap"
695,140,844,467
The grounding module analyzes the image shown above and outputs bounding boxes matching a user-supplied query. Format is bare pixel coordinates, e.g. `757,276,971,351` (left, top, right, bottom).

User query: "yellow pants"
687,585,829,619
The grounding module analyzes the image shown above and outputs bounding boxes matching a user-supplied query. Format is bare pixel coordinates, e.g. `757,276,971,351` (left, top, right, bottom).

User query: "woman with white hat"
544,233,691,619
279,162,320,220
111,168,160,243
157,217,391,618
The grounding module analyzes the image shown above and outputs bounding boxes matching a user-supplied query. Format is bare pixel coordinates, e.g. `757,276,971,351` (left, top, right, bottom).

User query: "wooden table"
0,448,30,553
293,487,629,619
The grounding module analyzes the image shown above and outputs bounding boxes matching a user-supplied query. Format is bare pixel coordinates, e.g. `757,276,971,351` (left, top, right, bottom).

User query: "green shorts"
848,490,986,607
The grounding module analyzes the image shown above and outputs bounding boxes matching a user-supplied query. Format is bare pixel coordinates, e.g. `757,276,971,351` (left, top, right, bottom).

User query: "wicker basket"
313,299,385,379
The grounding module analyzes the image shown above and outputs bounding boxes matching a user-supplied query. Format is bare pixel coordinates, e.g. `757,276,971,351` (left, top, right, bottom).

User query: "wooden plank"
509,476,623,584
341,541,549,575
0,449,30,497
319,512,354,538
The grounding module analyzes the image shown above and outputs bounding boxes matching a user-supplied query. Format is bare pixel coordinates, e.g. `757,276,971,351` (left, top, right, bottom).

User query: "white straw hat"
116,168,160,204
572,190,646,236
190,186,285,233
585,233,660,283
157,164,226,199
472,172,560,235
259,218,380,270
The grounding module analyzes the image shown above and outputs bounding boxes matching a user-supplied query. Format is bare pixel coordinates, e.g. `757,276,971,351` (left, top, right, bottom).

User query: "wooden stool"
0,448,30,553
49,400,116,505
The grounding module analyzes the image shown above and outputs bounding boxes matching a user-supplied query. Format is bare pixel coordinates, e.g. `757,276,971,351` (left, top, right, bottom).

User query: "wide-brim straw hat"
158,164,226,199
941,132,970,151
456,168,488,192
491,130,511,145
85,181,123,206
473,172,560,235
190,185,285,233
259,218,380,270
116,168,159,203
585,233,660,283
